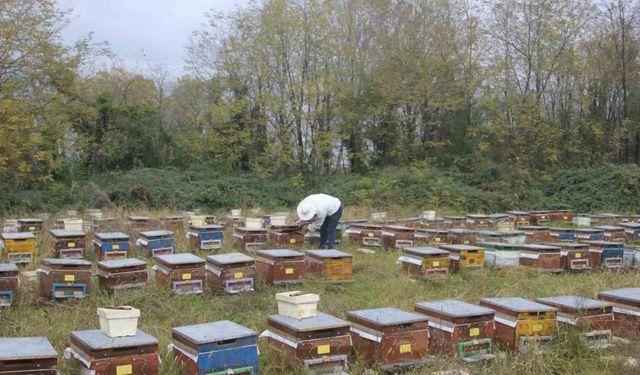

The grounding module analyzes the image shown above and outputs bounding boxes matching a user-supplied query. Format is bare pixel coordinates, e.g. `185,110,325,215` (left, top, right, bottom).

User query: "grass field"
1,210,639,374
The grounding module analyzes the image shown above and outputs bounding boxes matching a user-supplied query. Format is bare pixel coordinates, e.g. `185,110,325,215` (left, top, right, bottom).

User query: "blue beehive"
188,225,224,250
139,230,175,257
172,320,258,375
92,232,130,260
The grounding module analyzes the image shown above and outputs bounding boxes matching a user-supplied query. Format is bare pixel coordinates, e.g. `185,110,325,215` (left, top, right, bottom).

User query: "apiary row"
4,287,639,375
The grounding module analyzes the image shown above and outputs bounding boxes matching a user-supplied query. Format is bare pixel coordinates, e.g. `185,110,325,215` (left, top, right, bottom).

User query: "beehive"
138,230,174,257
161,215,184,232
206,253,256,294
262,312,351,374
618,222,640,242
304,249,353,283
17,218,44,234
479,297,557,351
589,213,623,225
574,228,605,243
414,228,448,246
476,230,525,245
91,217,119,232
536,296,615,348
439,244,485,272
443,216,467,227
1,232,36,264
37,258,92,300
172,321,258,375
572,215,591,227
97,258,148,293
153,254,206,295
393,217,422,228
127,215,155,238
49,229,86,259
507,211,531,227
0,263,19,307
54,218,83,232
269,225,304,249
585,240,624,270
520,226,552,244
598,288,640,339
550,210,573,224
0,337,58,374
348,307,430,370
187,224,224,250
518,244,563,272
190,214,216,226
233,227,268,252
93,232,130,260
465,214,492,229
345,223,383,249
529,211,551,226
381,225,416,249
255,249,304,285
548,242,591,271
447,228,476,245
397,247,450,279
549,228,576,242
478,242,520,268
68,329,159,375
414,300,496,362
594,226,625,242
421,217,446,229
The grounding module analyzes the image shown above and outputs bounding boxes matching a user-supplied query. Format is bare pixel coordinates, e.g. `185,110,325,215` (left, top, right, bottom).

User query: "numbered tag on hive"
182,273,192,280
116,364,132,375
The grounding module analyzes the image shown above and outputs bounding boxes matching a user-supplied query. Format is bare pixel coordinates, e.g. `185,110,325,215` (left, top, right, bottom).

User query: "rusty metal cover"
207,252,255,265
0,232,36,240
155,253,205,266
415,300,494,318
480,297,557,314
173,321,256,344
71,329,158,350
0,337,57,360
268,312,349,332
347,307,427,327
536,296,611,312
49,229,85,238
304,249,351,259
95,232,129,241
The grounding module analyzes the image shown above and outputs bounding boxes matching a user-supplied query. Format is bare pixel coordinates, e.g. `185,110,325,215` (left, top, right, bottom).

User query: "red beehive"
381,225,416,249
518,244,563,272
269,225,304,249
598,288,640,339
233,227,268,252
255,249,304,285
206,253,256,294
153,253,206,295
520,226,552,244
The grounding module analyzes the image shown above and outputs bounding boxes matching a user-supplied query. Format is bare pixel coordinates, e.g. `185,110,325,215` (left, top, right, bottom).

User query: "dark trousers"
319,205,343,249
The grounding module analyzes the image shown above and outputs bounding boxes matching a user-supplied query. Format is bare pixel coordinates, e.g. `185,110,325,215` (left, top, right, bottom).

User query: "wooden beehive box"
549,228,576,242
93,232,130,260
138,230,174,257
304,229,342,248
0,337,58,374
187,224,224,250
439,244,485,272
414,299,496,362
574,228,604,243
618,222,640,242
594,226,625,242
49,229,86,259
393,217,422,228
447,228,476,245
17,218,44,234
190,214,216,226
536,296,615,348
127,215,155,236
0,263,19,307
584,240,624,270
598,288,640,339
255,249,304,285
550,210,574,224
420,217,446,229
161,215,184,232
223,215,246,229
233,227,268,252
97,258,148,293
54,218,83,232
345,223,383,248
304,249,353,283
348,307,430,370
518,244,563,272
269,225,304,249
489,214,511,226
68,329,159,375
37,258,92,300
397,247,450,279
590,213,623,225
206,253,256,294
520,226,552,244
479,297,557,351
1,232,36,264
381,225,416,249
153,253,206,295
547,242,591,271
465,214,492,229
262,312,351,374
476,230,525,245
415,228,449,246
530,211,551,225
91,217,119,232
172,321,258,375
507,211,531,227
443,216,467,227
478,242,520,268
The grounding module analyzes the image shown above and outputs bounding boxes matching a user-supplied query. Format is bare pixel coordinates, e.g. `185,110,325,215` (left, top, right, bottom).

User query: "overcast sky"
58,0,249,76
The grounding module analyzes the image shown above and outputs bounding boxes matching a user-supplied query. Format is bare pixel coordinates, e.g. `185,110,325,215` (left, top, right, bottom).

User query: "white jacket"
299,194,341,232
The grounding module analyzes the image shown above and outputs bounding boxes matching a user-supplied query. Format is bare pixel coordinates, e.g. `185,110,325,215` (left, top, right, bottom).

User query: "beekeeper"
296,193,343,249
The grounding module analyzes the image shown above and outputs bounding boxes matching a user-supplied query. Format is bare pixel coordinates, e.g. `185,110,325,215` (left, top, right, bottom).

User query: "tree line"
1,0,640,194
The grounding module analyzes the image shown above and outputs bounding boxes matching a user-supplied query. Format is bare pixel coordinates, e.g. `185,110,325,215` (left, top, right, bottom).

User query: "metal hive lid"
72,329,157,349
140,230,173,238
519,225,550,230
0,337,57,359
173,320,256,344
348,307,427,326
0,232,36,240
98,258,147,268
207,253,254,265
594,225,624,231
598,288,640,302
0,263,19,272
41,258,92,266
521,244,561,251
49,229,85,237
17,218,44,223
403,247,449,256
128,216,151,221
256,249,303,258
155,253,205,265
440,244,482,251
480,297,557,313
268,312,349,332
415,299,494,318
94,232,129,240
305,249,351,258
546,242,587,249
536,296,611,310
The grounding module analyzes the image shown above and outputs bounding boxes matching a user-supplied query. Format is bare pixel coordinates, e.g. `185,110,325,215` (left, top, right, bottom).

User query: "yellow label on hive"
563,216,568,220
575,253,582,258
470,327,480,337
64,275,75,282
367,232,374,237
112,244,120,250
399,344,412,353
435,237,441,242
29,227,35,231
317,344,331,355
182,273,192,280
68,242,76,248
432,261,440,267
289,239,296,244
463,240,469,244
116,364,132,375
533,324,542,332
285,268,294,274
234,272,243,279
